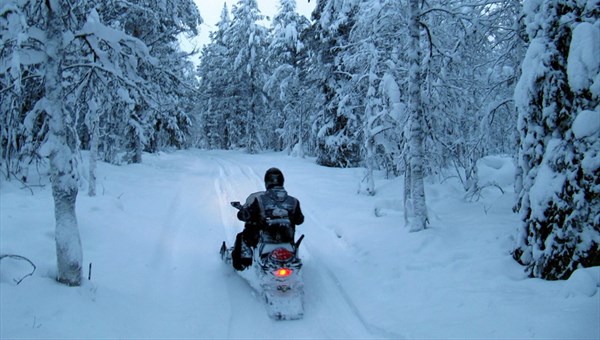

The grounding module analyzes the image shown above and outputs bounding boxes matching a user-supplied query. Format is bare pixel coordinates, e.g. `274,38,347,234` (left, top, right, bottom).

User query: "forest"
1,0,598,287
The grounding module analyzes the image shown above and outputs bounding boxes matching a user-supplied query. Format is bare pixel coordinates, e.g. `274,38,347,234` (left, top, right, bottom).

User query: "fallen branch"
0,254,37,285
466,181,506,202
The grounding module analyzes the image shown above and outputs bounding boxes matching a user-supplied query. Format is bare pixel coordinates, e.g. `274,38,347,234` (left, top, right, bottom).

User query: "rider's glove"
237,208,251,221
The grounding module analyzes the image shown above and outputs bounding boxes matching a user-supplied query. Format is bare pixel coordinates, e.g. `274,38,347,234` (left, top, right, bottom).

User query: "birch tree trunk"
362,49,378,196
87,105,99,197
45,0,83,286
133,133,143,164
296,109,306,158
407,0,428,232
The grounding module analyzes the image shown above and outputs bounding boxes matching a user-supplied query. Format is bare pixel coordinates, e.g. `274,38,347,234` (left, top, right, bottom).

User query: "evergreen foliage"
196,4,233,149
264,0,310,155
228,0,269,153
512,0,599,280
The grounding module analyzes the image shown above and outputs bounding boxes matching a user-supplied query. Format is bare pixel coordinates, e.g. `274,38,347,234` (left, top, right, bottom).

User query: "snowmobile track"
302,213,405,339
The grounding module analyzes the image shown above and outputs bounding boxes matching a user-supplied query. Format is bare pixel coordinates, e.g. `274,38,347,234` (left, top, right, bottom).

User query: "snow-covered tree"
197,4,233,149
0,0,92,285
44,0,84,286
226,0,269,153
0,0,199,285
1,1,49,181
309,0,362,167
96,0,202,162
358,44,382,196
264,0,310,154
417,0,521,199
403,0,428,231
338,0,407,195
301,0,521,211
512,0,599,280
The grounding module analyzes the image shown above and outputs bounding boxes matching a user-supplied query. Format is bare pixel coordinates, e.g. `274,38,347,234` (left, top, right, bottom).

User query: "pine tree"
227,0,269,153
513,0,599,280
309,0,362,167
264,0,310,154
197,4,233,149
96,0,202,162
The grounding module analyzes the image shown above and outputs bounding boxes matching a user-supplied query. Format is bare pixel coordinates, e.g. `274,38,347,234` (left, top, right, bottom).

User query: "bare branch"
0,254,37,285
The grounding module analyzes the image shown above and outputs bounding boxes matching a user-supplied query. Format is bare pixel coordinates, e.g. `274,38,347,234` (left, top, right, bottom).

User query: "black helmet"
264,167,284,189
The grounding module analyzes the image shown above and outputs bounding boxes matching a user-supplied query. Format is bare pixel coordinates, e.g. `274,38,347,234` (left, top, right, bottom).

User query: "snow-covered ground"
1,150,598,339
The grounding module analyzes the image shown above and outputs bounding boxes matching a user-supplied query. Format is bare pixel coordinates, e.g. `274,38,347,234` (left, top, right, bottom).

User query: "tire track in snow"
150,185,184,271
303,212,406,339
212,156,277,337
142,155,235,337
212,158,251,336
213,160,237,242
213,156,265,243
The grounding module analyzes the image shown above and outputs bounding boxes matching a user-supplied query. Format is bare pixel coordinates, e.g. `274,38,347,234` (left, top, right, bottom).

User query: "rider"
232,167,304,271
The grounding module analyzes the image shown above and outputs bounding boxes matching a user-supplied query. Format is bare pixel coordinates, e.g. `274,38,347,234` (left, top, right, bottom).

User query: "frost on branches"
513,0,599,280
1,0,201,285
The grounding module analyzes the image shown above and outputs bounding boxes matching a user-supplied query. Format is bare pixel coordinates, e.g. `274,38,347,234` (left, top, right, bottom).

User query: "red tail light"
270,248,293,261
274,268,292,277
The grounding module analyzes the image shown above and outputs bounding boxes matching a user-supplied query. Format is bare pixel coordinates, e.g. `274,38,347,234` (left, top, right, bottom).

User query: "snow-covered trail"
206,152,389,338
0,150,361,338
3,150,392,339
2,149,598,339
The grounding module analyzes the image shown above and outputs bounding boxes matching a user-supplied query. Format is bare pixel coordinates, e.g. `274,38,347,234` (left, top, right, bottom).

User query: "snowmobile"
220,201,305,320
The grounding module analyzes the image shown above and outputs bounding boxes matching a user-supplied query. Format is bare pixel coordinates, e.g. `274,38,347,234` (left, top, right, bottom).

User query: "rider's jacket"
237,186,304,243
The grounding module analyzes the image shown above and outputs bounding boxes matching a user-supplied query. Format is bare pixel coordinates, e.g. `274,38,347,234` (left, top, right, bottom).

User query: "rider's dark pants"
232,224,259,271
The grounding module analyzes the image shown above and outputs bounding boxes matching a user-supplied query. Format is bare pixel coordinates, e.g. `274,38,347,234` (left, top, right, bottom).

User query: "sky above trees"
180,0,315,60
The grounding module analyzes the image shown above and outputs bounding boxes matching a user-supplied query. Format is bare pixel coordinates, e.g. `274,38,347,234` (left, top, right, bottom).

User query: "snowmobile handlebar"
230,201,243,210
294,234,304,250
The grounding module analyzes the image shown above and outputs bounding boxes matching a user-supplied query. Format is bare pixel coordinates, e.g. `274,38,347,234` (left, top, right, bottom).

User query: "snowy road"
0,150,399,339
1,150,598,339
139,151,403,338
185,152,391,338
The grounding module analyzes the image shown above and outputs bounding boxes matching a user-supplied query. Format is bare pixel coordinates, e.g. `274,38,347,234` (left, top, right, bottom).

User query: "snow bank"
563,267,600,298
478,155,515,188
